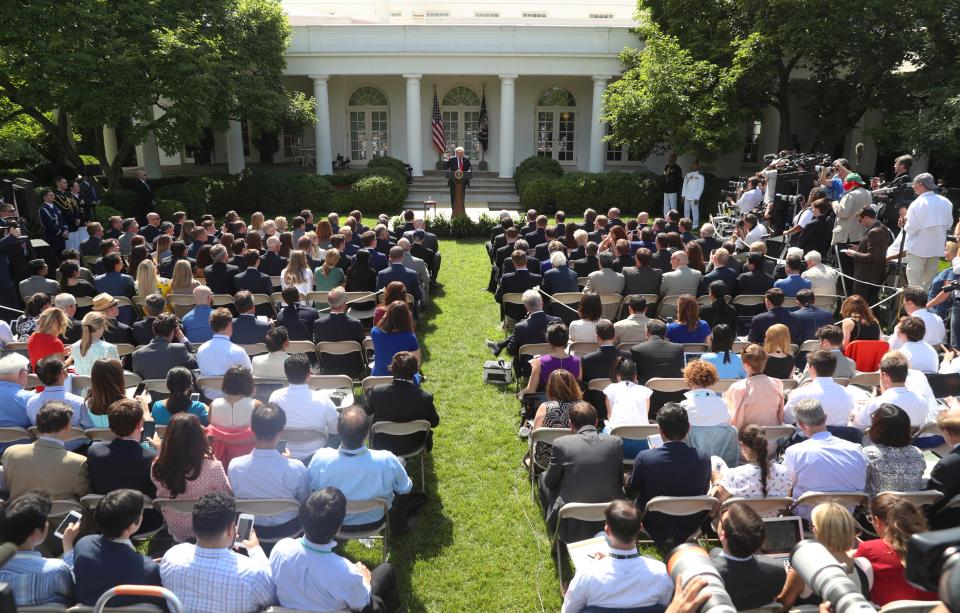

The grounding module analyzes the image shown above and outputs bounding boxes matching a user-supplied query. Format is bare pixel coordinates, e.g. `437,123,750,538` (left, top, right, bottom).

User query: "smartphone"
141,421,156,441
235,513,255,547
276,439,287,454
190,393,200,403
54,510,82,539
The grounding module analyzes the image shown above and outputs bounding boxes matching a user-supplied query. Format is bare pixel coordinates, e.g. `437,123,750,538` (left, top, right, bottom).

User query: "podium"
446,169,467,217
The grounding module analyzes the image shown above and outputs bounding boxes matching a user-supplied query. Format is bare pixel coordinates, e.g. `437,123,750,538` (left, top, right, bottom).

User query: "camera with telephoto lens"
720,190,737,198
776,193,803,205
789,540,876,612
728,180,746,190
666,544,737,613
942,280,960,294
906,526,960,612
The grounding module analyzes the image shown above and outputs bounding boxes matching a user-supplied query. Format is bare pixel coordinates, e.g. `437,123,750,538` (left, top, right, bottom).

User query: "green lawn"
346,237,563,612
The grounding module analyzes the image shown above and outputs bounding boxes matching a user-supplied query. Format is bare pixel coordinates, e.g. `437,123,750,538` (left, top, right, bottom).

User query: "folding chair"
195,376,224,394
832,377,851,387
315,341,365,379
49,499,84,521
720,496,795,517
549,292,583,324
528,427,570,494
598,293,623,321
657,295,681,319
67,604,165,612
79,494,162,541
5,341,28,355
307,374,354,391
849,371,881,388
501,292,525,328
24,373,40,389
18,606,69,612
304,291,327,305
609,424,660,466
239,343,268,357
682,343,710,353
85,428,117,442
251,293,276,317
370,420,433,491
879,490,945,508
644,378,689,393
28,426,87,445
587,378,611,393
877,601,943,613
0,426,33,445
732,295,766,312
234,499,303,543
71,375,92,393
337,498,390,561
166,294,196,318
270,276,283,290
361,375,393,407
140,379,169,394
286,340,317,357
781,379,798,392
281,428,330,459
639,495,721,543
568,341,598,358
345,292,378,322
577,277,589,289
799,339,821,353
552,502,610,585
123,372,141,389
793,491,869,511
761,425,796,445
813,294,839,312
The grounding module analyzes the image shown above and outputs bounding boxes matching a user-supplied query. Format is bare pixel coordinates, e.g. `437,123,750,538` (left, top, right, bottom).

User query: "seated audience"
276,286,318,341
540,402,623,542
862,404,926,496
252,326,290,379
150,413,232,542
924,408,960,529
308,406,413,530
561,500,673,613
666,295,710,344
196,308,252,399
792,289,834,343
230,290,270,345
531,369,583,463
365,352,440,456
542,251,579,295
270,487,400,612
679,360,728,426
698,248,737,295
800,250,838,295
0,490,76,607
71,489,163,606
700,323,745,379
797,325,857,384
268,353,338,460
568,292,603,343
209,365,261,429
496,251,542,322
659,250,702,304
698,281,738,331
25,356,92,433
772,254,812,297
27,307,70,370
228,403,310,539
132,293,166,346
748,288,801,344
710,503,787,609
371,301,420,377
852,351,930,428
777,503,872,608
0,353,32,440
783,400,867,519
159,492,274,613
180,285,215,343
131,313,197,380
724,345,785,429
151,366,208,425
602,357,652,459
580,320,629,385
622,248,663,297
735,252,775,298
888,286,946,349
628,403,710,549
374,282,407,328
839,295,882,347
713,425,790,509
69,311,119,376
487,290,561,376
785,350,855,426
613,294,649,344
583,251,625,294
762,323,796,379
522,322,581,397
629,319,684,384
892,316,939,373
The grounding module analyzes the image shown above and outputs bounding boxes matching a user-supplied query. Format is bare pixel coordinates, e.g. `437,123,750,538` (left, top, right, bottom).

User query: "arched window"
536,87,577,163
440,86,482,159
347,86,389,163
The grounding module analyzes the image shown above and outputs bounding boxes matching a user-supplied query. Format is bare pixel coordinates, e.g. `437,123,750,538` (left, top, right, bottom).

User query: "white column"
311,75,333,176
404,74,423,177
588,76,609,173
499,74,517,178
102,126,118,165
226,119,246,175
136,133,163,178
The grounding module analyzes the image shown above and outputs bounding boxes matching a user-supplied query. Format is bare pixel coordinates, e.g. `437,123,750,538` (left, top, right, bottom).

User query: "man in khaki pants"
902,173,953,288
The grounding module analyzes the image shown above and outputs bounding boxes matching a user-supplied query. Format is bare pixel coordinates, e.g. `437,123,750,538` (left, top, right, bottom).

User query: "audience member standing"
902,173,953,288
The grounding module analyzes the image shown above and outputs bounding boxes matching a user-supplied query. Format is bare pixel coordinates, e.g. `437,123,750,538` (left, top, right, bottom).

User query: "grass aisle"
368,238,562,611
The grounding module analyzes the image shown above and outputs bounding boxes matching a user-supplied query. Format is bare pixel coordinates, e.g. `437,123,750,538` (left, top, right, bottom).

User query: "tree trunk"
776,70,792,150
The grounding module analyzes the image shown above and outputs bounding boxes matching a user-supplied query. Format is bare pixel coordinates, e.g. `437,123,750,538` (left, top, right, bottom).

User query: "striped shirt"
0,551,73,607
160,544,274,613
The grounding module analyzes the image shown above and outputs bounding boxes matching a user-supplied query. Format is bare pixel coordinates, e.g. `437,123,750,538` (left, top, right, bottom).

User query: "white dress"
568,319,598,343
209,396,258,428
280,267,314,299
604,381,652,427
69,339,121,376
718,462,791,514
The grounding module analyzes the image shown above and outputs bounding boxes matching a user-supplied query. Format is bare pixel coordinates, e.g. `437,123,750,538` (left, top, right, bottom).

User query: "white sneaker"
518,425,531,438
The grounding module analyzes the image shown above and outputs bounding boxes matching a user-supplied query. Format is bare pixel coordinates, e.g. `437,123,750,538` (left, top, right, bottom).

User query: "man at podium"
446,146,472,215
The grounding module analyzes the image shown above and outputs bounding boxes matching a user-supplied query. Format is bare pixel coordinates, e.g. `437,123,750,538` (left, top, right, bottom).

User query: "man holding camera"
734,214,768,251
728,177,764,216
871,154,914,229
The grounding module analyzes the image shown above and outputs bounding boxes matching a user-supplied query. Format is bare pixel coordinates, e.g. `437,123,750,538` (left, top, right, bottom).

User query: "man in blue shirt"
25,357,93,450
181,285,214,343
308,406,412,530
0,353,33,451
772,254,812,297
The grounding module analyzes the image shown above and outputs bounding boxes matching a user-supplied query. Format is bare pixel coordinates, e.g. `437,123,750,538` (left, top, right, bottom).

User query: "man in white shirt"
734,214,768,251
270,487,399,612
800,250,839,296
228,404,311,540
561,500,673,613
729,177,763,215
159,492,274,613
196,308,252,399
681,160,705,226
267,353,338,460
851,351,929,429
889,286,946,349
783,399,867,519
903,173,953,288
894,316,940,374
784,350,855,426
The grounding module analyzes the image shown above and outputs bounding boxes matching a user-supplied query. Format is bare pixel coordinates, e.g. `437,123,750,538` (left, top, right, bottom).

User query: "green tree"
0,0,312,187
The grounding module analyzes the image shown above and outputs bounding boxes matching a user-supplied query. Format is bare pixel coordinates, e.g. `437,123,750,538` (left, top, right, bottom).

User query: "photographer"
831,172,872,247
871,154,914,229
734,214,768,251
727,177,763,215
797,190,836,257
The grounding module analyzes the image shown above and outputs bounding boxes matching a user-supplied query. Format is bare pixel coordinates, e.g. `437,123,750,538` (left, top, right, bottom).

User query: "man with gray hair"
694,223,722,256
181,285,214,343
132,293,168,345
397,238,430,303
543,251,578,294
585,251,625,295
903,172,953,287
53,293,82,344
486,289,561,377
0,352,32,446
260,235,288,277
659,250,702,306
800,250,838,295
782,398,867,519
203,243,238,296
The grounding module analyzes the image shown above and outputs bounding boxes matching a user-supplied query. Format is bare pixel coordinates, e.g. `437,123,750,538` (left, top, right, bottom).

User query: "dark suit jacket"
628,441,711,547
203,262,239,296
73,535,163,607
313,312,366,377
505,310,562,360
361,248,389,272
792,305,834,343
850,221,893,286
157,255,196,279
80,236,102,257
494,242,517,272
230,313,269,345
410,243,436,273
496,270,542,321
259,252,288,277
103,321,135,346
630,337,684,384
366,380,440,455
698,266,738,296
748,306,802,344
541,426,624,541
131,337,197,380
229,254,248,272
582,345,630,383
622,266,662,297
572,256,599,278
927,447,960,530
233,268,275,316
140,224,161,246
87,438,157,497
736,270,775,296
277,304,319,341
651,249,673,272
132,180,153,217
694,236,723,257
587,229,607,244
446,156,472,187
501,257,541,279
712,554,787,610
543,266,579,295
797,214,835,256
376,263,423,302
533,241,551,263
524,228,547,249
94,271,135,323
132,317,156,347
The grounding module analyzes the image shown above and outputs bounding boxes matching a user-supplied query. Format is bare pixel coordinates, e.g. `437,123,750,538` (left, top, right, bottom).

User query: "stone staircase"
405,169,520,212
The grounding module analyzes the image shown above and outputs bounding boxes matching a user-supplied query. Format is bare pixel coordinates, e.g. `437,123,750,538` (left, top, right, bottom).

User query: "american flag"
431,91,446,155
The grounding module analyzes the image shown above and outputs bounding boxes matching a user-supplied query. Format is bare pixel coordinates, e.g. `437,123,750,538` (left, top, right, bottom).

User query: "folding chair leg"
555,541,563,589
419,448,426,494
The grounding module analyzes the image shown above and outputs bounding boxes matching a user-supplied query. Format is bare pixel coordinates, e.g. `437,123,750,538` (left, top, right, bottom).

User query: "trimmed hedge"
514,156,562,193
100,190,136,215
515,164,660,216
93,205,123,225
423,213,499,238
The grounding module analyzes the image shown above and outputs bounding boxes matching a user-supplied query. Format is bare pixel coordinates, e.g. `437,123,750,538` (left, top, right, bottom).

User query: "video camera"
907,526,960,612
776,193,804,206
790,540,876,612
770,151,833,174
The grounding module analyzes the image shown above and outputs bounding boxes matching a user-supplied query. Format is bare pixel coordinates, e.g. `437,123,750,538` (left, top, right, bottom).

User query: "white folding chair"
880,490,945,508
587,378,611,392
239,343,268,357
644,378,689,393
551,502,610,586
528,427,570,495
370,420,433,491
720,496,795,517
234,499,303,543
640,495,721,543
337,498,390,561
761,425,796,445
0,426,33,444
315,341,365,379
794,491,869,510
609,424,660,466
850,371,881,388
598,293,623,321
568,341,598,358
85,428,116,442
657,295,681,319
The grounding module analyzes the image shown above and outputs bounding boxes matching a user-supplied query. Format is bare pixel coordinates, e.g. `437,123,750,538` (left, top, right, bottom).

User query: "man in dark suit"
495,251,542,322
130,314,197,380
523,215,548,249
230,291,270,345
203,244,239,296
360,231,389,272
447,146,472,205
540,402,624,542
736,253,776,296
650,235,674,272
366,351,439,455
394,210,417,241
374,226,396,255
85,398,162,534
487,290,561,377
80,222,104,258
259,236,288,277
711,503,787,609
139,212,161,246
233,251,275,317
587,216,608,244
698,248,738,296
628,403,711,549
494,227,520,272
78,173,101,208
276,286,319,341
533,227,558,262
313,287,366,378
694,224,723,257
581,321,630,420
498,240,540,280
572,242,600,278
926,411,960,530
797,198,835,258
748,288,802,344
157,241,195,279
132,169,153,224
792,289,834,343
132,294,166,346
93,253,135,323
842,206,892,304
409,229,438,284
630,320,684,384
92,294,136,345
542,252,579,295
622,248,663,297
376,246,422,310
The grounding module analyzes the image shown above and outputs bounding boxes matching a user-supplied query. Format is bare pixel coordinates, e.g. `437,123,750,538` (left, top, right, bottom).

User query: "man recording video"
727,177,764,215
734,214,768,251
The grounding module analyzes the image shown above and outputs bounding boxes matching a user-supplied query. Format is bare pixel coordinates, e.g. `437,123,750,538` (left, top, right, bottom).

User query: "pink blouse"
150,457,232,542
724,374,784,429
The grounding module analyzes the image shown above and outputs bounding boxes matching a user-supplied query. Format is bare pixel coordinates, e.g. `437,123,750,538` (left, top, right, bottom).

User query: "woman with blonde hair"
169,259,200,295
763,323,795,378
178,220,195,244
778,503,872,608
275,216,289,233
250,212,265,237
315,219,333,249
28,307,72,369
666,295,710,343
724,344,785,429
314,248,344,295
135,259,170,302
840,294,881,347
70,311,120,376
282,250,313,298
